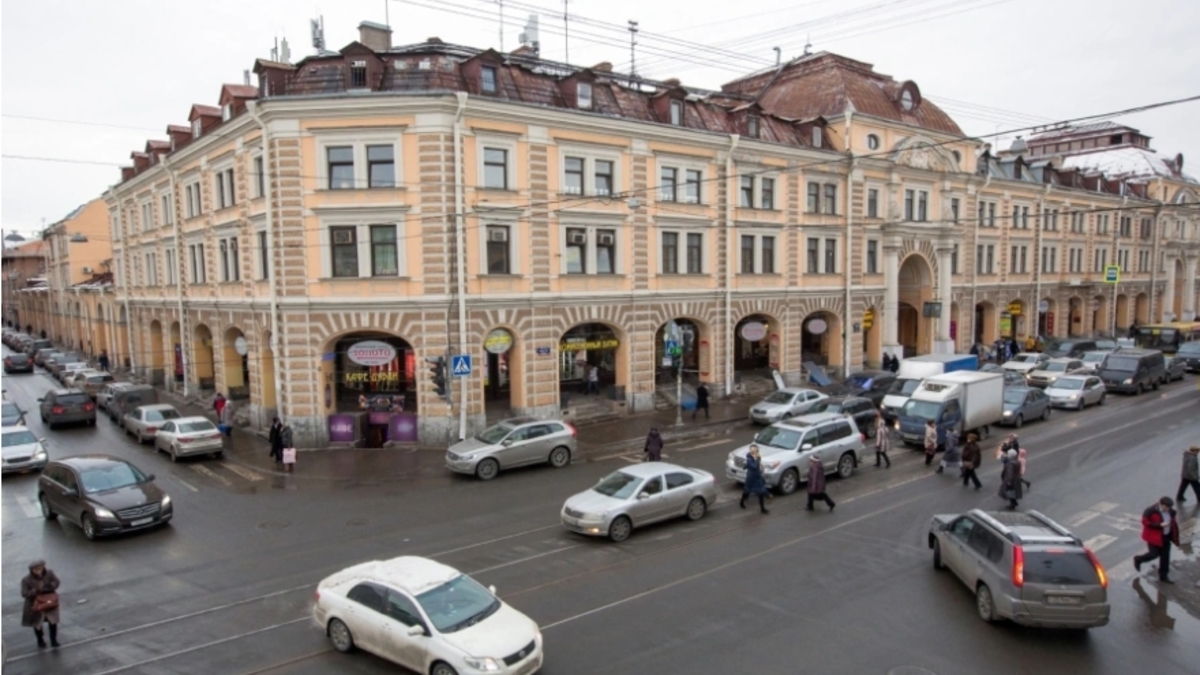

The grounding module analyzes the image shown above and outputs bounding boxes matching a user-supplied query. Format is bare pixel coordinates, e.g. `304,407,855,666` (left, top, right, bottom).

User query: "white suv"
726,412,867,495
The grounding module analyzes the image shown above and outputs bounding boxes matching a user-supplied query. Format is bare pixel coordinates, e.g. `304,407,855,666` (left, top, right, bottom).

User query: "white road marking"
190,464,231,486
221,463,264,482
176,479,199,492
679,439,727,452
1107,559,1136,582
1083,533,1118,553
1065,501,1122,527
14,494,41,518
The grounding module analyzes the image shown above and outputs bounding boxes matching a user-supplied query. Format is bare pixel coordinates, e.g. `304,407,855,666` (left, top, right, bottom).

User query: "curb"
578,415,750,456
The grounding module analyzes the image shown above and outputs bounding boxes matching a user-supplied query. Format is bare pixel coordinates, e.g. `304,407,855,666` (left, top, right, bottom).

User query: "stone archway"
1037,297,1057,338
1115,294,1130,334
1135,292,1150,324
1091,295,1109,336
193,324,215,390
482,326,520,421
974,301,997,346
801,310,843,370
559,322,627,404
862,306,882,368
733,313,781,375
149,320,165,385
654,318,709,385
321,332,417,448
1067,296,1084,337
898,254,935,356
223,327,250,400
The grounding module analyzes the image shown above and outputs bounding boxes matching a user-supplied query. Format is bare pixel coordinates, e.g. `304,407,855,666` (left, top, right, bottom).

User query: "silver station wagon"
446,417,577,480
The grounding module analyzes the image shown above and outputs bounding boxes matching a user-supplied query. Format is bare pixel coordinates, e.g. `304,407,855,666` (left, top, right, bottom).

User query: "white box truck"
880,354,978,422
895,371,1004,448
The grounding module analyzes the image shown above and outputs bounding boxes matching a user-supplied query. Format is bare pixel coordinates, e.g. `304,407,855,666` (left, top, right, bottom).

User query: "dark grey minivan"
1098,348,1166,394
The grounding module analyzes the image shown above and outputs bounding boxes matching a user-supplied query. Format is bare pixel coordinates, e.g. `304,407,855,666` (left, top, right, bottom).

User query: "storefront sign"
560,337,619,351
390,413,418,443
739,321,767,342
485,329,514,354
1045,312,1055,335
862,309,874,330
328,414,356,443
1007,302,1023,316
1038,300,1050,314
346,340,397,367
343,370,400,385
999,312,1013,335
806,318,828,335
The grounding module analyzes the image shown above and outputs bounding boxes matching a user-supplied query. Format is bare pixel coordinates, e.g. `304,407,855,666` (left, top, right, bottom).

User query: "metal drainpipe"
116,203,136,372
724,134,740,397
164,157,189,397
973,174,991,346
250,102,285,421
842,110,854,375
1150,177,1163,321
1034,184,1049,339
1111,195,1128,336
454,92,469,441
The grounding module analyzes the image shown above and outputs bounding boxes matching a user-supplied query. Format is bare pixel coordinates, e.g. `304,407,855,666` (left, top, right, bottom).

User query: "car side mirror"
488,585,497,594
939,522,949,532
801,444,813,452
637,492,650,500
501,440,512,447
145,474,156,482
406,624,427,637
37,398,44,402
63,489,78,498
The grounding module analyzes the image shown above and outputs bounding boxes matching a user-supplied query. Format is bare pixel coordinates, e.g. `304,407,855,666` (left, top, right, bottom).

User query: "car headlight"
763,460,781,470
1123,378,1133,385
93,507,116,519
34,450,47,459
457,453,476,461
161,494,171,507
463,656,502,672
893,421,900,430
1002,410,1013,416
1068,394,1079,399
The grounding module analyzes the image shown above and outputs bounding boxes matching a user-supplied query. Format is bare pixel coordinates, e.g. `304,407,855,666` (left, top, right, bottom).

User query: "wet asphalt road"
3,351,1199,675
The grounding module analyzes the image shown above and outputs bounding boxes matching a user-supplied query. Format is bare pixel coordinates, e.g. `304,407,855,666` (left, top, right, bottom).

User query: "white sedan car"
1044,374,1106,410
314,556,543,675
124,404,182,444
561,462,719,542
154,416,224,461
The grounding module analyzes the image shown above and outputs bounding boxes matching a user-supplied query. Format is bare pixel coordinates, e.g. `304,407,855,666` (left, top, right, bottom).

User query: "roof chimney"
1009,136,1029,155
663,78,681,88
358,21,392,51
592,61,613,72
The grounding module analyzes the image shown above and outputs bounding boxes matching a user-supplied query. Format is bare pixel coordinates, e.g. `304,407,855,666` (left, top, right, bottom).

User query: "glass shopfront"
329,333,417,447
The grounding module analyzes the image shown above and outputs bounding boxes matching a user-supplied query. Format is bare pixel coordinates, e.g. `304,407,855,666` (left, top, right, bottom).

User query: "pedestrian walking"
692,383,710,420
21,560,61,649
938,430,961,475
873,412,891,468
280,421,295,472
996,433,1019,460
268,417,284,464
213,392,227,419
643,427,663,462
586,365,600,395
1177,446,1200,503
806,454,836,511
923,419,938,466
999,448,1022,509
889,354,900,373
1018,447,1031,492
97,349,110,372
739,445,770,514
219,399,234,438
1133,497,1180,583
881,354,892,372
961,432,982,489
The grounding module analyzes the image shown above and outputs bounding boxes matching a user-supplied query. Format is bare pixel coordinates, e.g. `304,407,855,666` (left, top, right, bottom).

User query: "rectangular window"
145,252,157,286
1041,245,1057,273
1094,248,1107,273
740,176,754,208
564,157,585,195
1139,218,1153,240
823,184,837,215
257,231,269,280
987,202,996,227
219,237,240,281
669,100,683,126
230,237,241,281
160,194,173,226
742,235,756,274
327,146,355,189
761,236,775,274
481,66,497,93
350,60,368,88
1097,214,1109,235
141,202,153,231
486,225,510,274
807,237,820,274
662,232,679,274
1119,216,1132,238
976,244,995,275
330,226,359,277
951,244,960,275
951,197,960,224
867,189,879,218
595,160,614,196
823,238,836,274
660,167,678,202
189,243,207,283
807,182,820,213
370,225,398,277
747,116,759,138
917,191,928,221
565,228,587,274
253,156,265,198
577,82,592,109
483,148,508,189
165,248,177,285
760,178,775,210
905,189,915,221
185,182,201,219
1119,249,1130,272
683,169,701,204
866,240,878,274
596,229,616,274
686,233,702,273
367,145,395,188
215,168,236,209
1051,209,1059,231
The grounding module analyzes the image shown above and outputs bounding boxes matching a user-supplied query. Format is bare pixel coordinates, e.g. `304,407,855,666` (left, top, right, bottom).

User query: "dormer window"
812,126,822,148
669,100,683,126
191,119,202,139
481,66,497,94
747,116,760,139
900,89,914,111
577,82,593,109
350,60,368,88
221,104,232,122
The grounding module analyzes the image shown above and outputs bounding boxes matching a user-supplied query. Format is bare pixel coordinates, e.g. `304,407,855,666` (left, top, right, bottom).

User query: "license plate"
131,517,153,527
1046,596,1080,605
516,655,541,675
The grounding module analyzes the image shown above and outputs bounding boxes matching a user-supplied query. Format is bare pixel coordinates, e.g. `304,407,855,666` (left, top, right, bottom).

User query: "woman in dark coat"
739,445,770,514
806,454,836,511
268,417,284,463
999,448,1023,509
21,560,61,648
644,428,663,462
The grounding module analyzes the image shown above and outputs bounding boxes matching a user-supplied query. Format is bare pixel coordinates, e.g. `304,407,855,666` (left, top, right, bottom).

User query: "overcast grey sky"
2,0,1198,239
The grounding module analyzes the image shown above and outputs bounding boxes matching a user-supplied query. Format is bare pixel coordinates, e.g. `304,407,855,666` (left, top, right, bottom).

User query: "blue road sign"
451,354,472,377
1104,265,1120,284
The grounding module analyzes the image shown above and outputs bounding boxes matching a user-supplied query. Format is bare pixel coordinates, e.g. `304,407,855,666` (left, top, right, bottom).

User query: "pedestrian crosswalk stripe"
1065,501,1121,527
190,464,231,486
14,494,41,519
1083,533,1118,553
221,463,264,482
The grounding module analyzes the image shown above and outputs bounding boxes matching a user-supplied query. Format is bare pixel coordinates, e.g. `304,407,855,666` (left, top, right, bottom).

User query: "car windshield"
80,462,148,494
1023,551,1101,586
1003,389,1028,404
8,354,29,362
2,402,19,416
179,421,216,433
2,430,38,447
888,378,922,396
808,400,844,414
901,400,941,420
475,424,514,444
1103,356,1140,373
87,375,114,383
763,391,795,404
1012,354,1039,363
144,409,180,422
593,471,642,499
753,425,802,450
1052,379,1085,391
1082,352,1107,363
415,574,500,634
58,394,89,405
843,375,871,389
1043,362,1069,372
1094,339,1117,350
1178,342,1200,355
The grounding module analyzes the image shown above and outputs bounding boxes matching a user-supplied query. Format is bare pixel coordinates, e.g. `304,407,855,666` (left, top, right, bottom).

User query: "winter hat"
1007,449,1017,459
809,454,821,463
29,559,45,570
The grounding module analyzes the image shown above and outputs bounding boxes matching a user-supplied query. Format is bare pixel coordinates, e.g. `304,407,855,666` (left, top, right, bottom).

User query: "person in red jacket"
1133,497,1180,583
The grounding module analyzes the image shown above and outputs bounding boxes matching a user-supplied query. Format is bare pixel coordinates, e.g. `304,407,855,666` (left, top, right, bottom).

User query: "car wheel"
1136,383,1143,395
976,583,996,623
1098,394,1105,406
430,662,459,675
778,468,799,495
686,497,707,521
1076,398,1085,411
548,446,571,469
39,494,57,520
474,458,500,481
81,514,98,541
837,452,855,479
327,618,354,653
1041,407,1051,421
1013,415,1023,428
932,540,944,570
608,515,633,542
170,446,179,463
1152,379,1160,391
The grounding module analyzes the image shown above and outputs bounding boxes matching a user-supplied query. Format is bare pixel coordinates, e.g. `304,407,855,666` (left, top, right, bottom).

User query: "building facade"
103,22,1200,447
3,239,47,329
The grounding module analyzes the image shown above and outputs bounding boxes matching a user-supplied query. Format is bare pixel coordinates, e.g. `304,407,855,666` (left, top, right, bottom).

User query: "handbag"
1003,489,1016,500
33,592,59,613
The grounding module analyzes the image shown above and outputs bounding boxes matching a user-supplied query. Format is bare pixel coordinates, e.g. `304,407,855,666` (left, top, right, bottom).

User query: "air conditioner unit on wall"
81,266,93,274
568,231,588,245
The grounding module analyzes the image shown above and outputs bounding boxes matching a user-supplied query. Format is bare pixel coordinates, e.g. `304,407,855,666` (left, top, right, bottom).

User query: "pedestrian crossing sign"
1104,265,1120,283
451,354,472,377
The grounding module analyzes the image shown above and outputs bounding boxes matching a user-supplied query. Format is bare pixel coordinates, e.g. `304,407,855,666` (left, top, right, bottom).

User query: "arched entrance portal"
1115,294,1130,335
1091,295,1108,336
733,314,778,375
482,327,519,421
655,319,708,385
1000,300,1025,341
170,322,183,385
1037,298,1056,338
193,324,215,391
1135,292,1149,324
149,320,165,385
862,307,881,368
974,302,997,347
324,333,416,448
1068,297,1083,337
223,327,251,401
800,311,842,371
898,255,934,356
559,323,625,403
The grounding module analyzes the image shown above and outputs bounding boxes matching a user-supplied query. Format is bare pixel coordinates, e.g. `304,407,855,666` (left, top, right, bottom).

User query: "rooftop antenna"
774,46,781,66
628,20,639,83
271,37,279,62
311,16,325,52
519,14,540,56
280,37,291,62
243,69,252,86
498,1,505,51
803,34,812,55
564,0,571,63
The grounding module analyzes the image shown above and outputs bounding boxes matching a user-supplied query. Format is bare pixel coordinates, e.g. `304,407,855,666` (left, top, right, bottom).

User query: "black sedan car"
805,395,880,437
1174,342,1200,373
4,353,33,374
829,370,896,408
37,455,172,540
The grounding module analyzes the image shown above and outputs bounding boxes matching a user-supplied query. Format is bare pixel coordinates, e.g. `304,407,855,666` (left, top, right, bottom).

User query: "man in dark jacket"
644,428,663,462
268,417,284,463
1134,497,1180,583
999,449,1022,509
1177,446,1200,503
805,454,835,512
692,383,710,420
960,433,982,489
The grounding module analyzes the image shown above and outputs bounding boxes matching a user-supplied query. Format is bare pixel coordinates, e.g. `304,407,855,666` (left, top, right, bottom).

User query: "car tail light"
566,422,577,438
860,433,866,443
51,406,65,414
1011,545,1025,588
146,427,158,434
1086,548,1108,589
313,590,321,603
179,437,194,443
83,403,95,412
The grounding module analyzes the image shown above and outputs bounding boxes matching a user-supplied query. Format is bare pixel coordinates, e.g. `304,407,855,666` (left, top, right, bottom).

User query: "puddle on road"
1124,537,1200,639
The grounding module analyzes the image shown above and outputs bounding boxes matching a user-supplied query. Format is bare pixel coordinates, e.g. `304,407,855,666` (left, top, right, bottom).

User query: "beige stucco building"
102,22,1200,447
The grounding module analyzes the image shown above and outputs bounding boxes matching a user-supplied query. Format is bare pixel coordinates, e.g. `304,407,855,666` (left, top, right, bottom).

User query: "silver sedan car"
748,388,828,425
1045,375,1106,410
561,462,718,542
154,416,224,461
124,404,182,444
446,417,577,480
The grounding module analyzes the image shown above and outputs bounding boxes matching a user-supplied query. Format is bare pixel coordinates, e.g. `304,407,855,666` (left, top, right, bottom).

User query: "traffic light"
426,356,448,399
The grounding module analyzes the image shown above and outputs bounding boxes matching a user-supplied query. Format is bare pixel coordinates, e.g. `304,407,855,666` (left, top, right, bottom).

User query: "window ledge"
477,187,518,194
480,273,522,278
739,273,783,277
322,275,411,282
316,186,407,193
563,273,625,278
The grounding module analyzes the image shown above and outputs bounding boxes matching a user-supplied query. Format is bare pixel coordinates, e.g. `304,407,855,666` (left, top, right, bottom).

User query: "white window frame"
558,144,623,198
140,201,154,232
217,234,241,282
191,119,202,138
866,239,879,274
669,100,683,126
183,179,202,219
477,211,521,277
213,163,236,211
577,82,593,110
739,231,780,275
252,154,265,198
655,155,710,205
657,227,707,275
976,242,996,275
317,208,409,279
253,220,269,280
904,188,930,222
474,134,518,191
558,221,623,276
159,192,174,226
165,247,177,285
187,240,207,284
143,251,158,287
314,130,406,192
735,169,780,210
